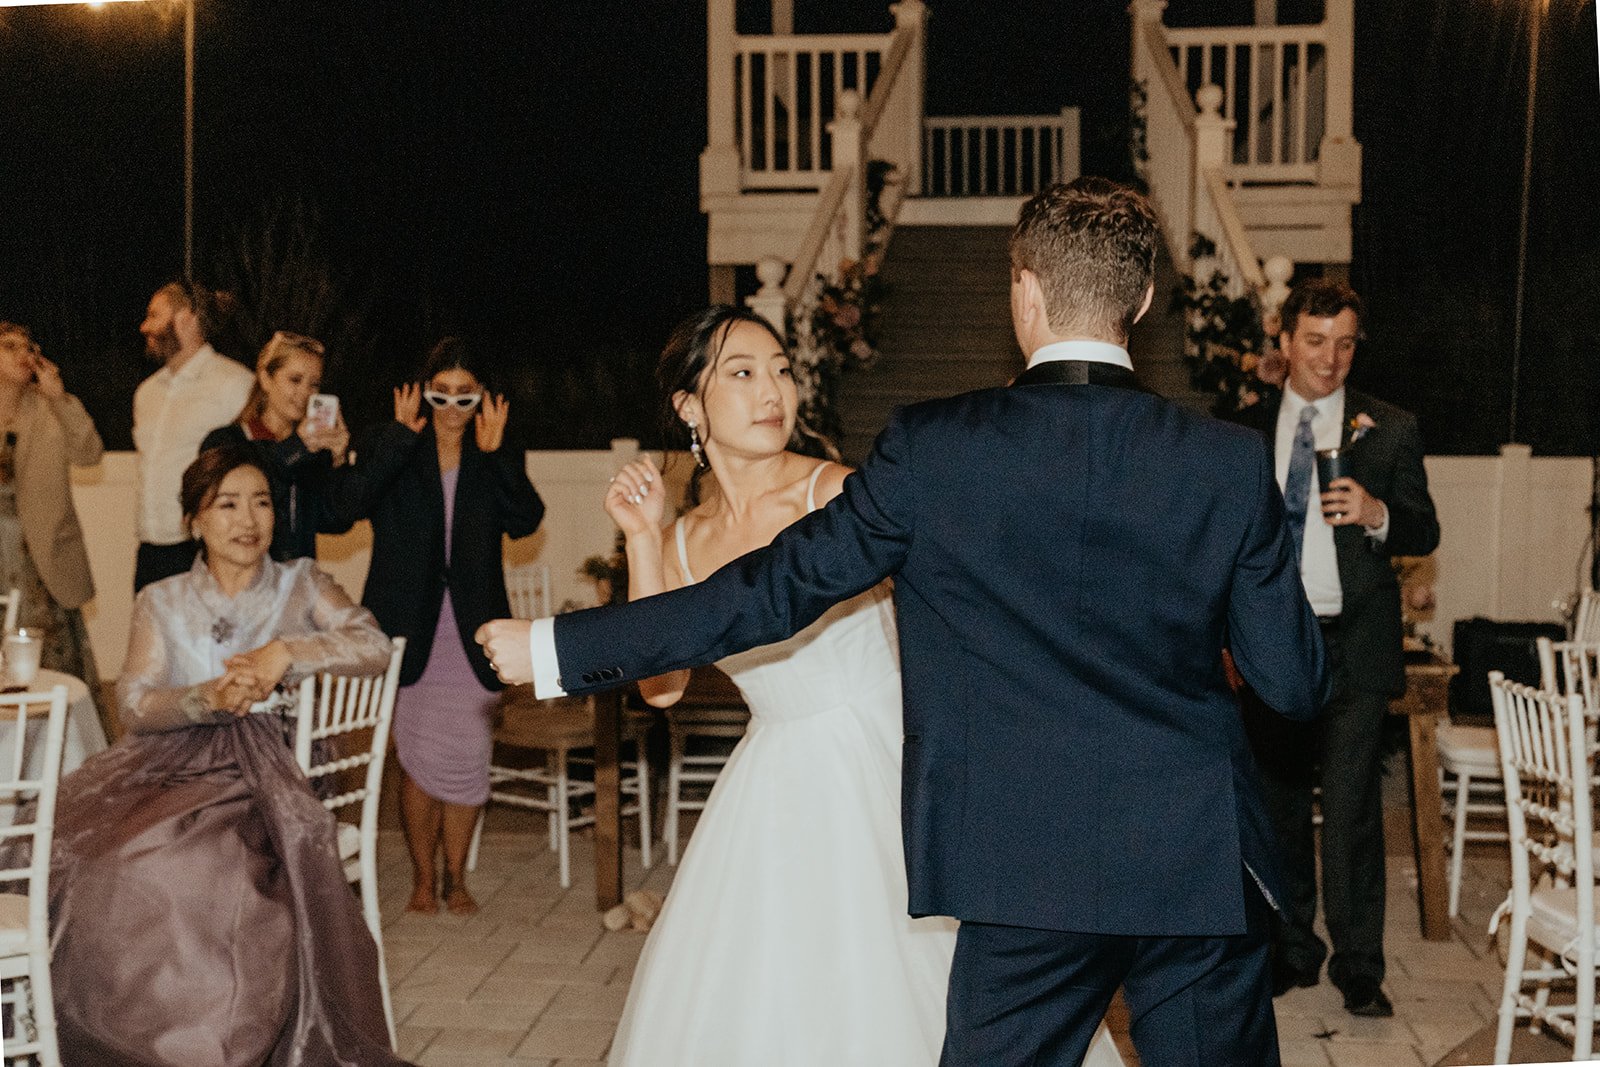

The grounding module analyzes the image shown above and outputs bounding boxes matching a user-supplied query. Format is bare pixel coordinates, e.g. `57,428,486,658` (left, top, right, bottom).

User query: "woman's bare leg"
440,802,482,915
400,773,443,913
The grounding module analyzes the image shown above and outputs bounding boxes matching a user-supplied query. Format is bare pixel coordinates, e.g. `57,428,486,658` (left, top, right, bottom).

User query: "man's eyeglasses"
270,330,326,356
423,390,482,411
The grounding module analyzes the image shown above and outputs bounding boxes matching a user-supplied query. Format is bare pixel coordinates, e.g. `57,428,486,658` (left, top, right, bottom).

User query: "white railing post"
829,90,866,263
702,0,742,197
1318,0,1360,190
1128,0,1168,75
1194,84,1231,171
747,257,790,332
1262,255,1294,334
891,0,927,195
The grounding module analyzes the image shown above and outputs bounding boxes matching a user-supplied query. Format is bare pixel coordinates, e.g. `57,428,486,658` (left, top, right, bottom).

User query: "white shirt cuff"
1365,501,1390,543
529,616,568,699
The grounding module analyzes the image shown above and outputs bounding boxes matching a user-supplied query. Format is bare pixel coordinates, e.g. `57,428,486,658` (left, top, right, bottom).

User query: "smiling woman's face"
190,465,274,570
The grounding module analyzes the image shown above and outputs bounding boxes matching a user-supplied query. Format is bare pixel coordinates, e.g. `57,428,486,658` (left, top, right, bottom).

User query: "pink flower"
1255,352,1287,387
1350,413,1377,442
832,304,861,329
849,338,874,361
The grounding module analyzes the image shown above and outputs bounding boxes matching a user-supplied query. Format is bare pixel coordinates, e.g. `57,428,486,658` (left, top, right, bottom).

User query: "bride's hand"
604,457,665,538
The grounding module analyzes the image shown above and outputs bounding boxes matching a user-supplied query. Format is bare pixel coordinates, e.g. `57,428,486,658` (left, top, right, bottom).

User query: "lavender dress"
393,465,497,806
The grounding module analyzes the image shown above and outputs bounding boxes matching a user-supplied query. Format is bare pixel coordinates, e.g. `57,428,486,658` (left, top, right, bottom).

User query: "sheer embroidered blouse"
117,555,392,734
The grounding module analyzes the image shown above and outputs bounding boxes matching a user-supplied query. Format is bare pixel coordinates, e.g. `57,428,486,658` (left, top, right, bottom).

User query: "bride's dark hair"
657,305,837,506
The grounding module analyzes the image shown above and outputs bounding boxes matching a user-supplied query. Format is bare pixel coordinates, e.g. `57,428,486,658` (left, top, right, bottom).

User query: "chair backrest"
1538,637,1600,715
0,686,70,951
294,639,405,824
1576,589,1600,644
1491,671,1593,939
0,587,20,635
505,562,552,621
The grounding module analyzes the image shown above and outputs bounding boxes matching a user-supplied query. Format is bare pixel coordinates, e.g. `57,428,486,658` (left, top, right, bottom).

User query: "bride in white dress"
603,306,1124,1067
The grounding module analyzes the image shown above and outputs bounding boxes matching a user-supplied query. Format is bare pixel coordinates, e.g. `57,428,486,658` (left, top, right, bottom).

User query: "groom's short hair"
1010,177,1159,341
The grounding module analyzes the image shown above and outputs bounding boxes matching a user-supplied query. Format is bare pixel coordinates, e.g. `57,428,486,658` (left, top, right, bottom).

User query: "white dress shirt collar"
1026,340,1133,371
1282,384,1345,429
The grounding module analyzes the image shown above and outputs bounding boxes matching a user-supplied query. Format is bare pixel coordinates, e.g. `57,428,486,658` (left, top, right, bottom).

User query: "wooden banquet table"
1389,650,1460,942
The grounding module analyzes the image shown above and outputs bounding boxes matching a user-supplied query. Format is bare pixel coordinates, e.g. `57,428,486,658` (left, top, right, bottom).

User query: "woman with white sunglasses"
333,336,543,914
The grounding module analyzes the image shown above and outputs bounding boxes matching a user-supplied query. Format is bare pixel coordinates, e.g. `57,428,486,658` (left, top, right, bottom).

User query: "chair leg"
1575,922,1595,1060
1448,771,1470,918
1495,910,1529,1063
636,737,653,870
358,849,396,1048
666,730,684,866
31,954,61,1067
466,806,485,874
546,750,560,853
556,744,572,890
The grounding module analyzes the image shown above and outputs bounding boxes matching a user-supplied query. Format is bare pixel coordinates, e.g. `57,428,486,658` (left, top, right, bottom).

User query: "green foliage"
1172,233,1273,418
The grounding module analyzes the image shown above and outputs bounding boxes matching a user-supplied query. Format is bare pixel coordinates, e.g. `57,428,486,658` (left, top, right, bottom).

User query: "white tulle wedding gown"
608,471,1126,1066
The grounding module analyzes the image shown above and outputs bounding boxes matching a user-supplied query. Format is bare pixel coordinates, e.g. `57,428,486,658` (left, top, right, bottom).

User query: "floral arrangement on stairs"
1171,234,1282,417
790,161,895,446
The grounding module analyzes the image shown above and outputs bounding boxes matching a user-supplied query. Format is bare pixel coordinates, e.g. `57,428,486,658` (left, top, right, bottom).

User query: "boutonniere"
1349,413,1377,443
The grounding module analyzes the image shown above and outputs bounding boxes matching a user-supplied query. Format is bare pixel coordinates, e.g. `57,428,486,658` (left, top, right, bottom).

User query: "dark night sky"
1,0,1596,454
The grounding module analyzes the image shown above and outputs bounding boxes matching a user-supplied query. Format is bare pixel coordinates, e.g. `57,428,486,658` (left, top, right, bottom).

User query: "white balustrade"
1164,21,1333,181
733,32,891,189
920,110,1080,197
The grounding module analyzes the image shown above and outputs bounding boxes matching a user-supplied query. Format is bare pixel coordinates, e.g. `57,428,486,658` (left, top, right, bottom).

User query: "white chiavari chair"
0,685,69,1067
1489,671,1597,1061
294,638,405,1047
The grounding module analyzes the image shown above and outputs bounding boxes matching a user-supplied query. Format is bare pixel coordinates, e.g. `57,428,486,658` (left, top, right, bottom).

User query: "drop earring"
687,421,707,470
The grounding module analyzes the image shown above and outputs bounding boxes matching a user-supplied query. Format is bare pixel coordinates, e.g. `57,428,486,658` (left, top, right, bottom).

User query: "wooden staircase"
834,226,1213,462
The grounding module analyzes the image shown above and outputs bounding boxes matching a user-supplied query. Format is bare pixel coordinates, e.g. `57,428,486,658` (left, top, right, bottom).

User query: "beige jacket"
11,388,103,610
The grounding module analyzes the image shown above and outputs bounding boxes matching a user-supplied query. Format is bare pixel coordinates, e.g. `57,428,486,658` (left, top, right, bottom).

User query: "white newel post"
1262,256,1294,333
747,257,790,332
1060,106,1082,182
1318,0,1361,190
891,0,928,195
1192,84,1231,264
702,0,741,197
830,90,866,263
1128,0,1168,79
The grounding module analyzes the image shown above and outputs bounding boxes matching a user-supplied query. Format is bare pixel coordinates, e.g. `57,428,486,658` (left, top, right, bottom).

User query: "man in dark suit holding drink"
1236,279,1440,1018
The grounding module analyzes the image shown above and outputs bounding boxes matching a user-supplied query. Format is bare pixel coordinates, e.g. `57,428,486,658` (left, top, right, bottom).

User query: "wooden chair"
664,667,750,866
0,685,69,1067
1489,671,1597,1061
466,688,651,889
294,638,405,1048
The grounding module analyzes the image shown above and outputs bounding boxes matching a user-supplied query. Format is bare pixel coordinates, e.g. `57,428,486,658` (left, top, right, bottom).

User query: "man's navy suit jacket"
555,360,1328,938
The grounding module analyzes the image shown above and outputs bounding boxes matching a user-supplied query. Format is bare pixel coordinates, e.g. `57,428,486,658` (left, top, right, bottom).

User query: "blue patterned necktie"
1282,404,1318,562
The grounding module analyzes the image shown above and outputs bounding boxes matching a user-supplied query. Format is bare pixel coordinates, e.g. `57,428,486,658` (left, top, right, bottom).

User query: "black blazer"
1235,387,1440,697
200,423,354,561
551,360,1327,937
336,420,543,688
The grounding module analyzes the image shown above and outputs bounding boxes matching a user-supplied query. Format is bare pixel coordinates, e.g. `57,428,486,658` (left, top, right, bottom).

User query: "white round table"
0,669,107,821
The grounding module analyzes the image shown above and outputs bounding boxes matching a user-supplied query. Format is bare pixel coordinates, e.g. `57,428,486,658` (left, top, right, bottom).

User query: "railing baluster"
1296,37,1309,165
763,46,777,176
1225,44,1238,162
786,49,799,174
740,49,754,172
810,51,822,173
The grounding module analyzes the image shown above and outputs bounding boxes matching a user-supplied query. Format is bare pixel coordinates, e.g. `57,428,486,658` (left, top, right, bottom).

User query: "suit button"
582,672,596,684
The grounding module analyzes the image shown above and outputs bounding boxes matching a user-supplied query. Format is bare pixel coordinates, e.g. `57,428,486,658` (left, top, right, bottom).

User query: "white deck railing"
920,111,1079,198
733,32,892,189
1165,23,1332,182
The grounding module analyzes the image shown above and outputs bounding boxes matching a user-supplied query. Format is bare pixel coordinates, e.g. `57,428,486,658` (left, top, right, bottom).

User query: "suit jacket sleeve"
552,410,917,693
1374,413,1439,558
1227,434,1330,719
484,444,544,539
322,420,423,529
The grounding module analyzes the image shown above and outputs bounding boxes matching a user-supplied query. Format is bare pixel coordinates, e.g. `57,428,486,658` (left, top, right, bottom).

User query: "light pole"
3,0,193,276
1508,0,1549,445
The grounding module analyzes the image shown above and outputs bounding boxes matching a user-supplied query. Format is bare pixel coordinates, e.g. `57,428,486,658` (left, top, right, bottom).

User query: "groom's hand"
476,619,534,685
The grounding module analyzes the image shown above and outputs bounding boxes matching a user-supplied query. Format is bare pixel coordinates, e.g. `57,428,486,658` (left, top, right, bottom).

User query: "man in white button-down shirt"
131,282,254,591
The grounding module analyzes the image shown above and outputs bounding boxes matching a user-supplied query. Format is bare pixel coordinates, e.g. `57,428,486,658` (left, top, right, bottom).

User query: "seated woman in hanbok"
46,444,408,1067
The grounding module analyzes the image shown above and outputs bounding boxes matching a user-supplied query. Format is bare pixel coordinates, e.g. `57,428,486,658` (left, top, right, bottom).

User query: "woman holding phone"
333,337,543,915
0,322,104,693
202,329,353,560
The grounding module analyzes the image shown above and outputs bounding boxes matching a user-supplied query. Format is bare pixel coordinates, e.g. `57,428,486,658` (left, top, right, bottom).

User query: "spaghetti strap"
805,462,829,514
673,517,696,583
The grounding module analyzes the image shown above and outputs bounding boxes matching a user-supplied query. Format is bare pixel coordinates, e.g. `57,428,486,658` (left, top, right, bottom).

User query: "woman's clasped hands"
207,639,294,716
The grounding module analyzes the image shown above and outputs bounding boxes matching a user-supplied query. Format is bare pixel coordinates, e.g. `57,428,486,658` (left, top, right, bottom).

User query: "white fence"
734,32,889,189
920,111,1080,198
1166,23,1330,181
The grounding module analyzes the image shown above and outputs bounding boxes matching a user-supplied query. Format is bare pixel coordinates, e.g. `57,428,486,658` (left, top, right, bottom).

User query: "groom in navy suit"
481,178,1327,1065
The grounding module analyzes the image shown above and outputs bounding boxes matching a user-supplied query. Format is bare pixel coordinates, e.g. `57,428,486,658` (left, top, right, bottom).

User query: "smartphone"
306,393,339,433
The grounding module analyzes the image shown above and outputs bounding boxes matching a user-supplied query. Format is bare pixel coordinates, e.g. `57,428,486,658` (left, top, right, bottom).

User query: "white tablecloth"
0,669,107,821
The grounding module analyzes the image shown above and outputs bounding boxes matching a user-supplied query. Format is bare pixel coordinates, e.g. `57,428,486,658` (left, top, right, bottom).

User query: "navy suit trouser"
940,872,1279,1066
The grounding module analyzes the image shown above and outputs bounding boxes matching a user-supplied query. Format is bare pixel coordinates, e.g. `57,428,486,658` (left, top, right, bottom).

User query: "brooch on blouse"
210,618,236,645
